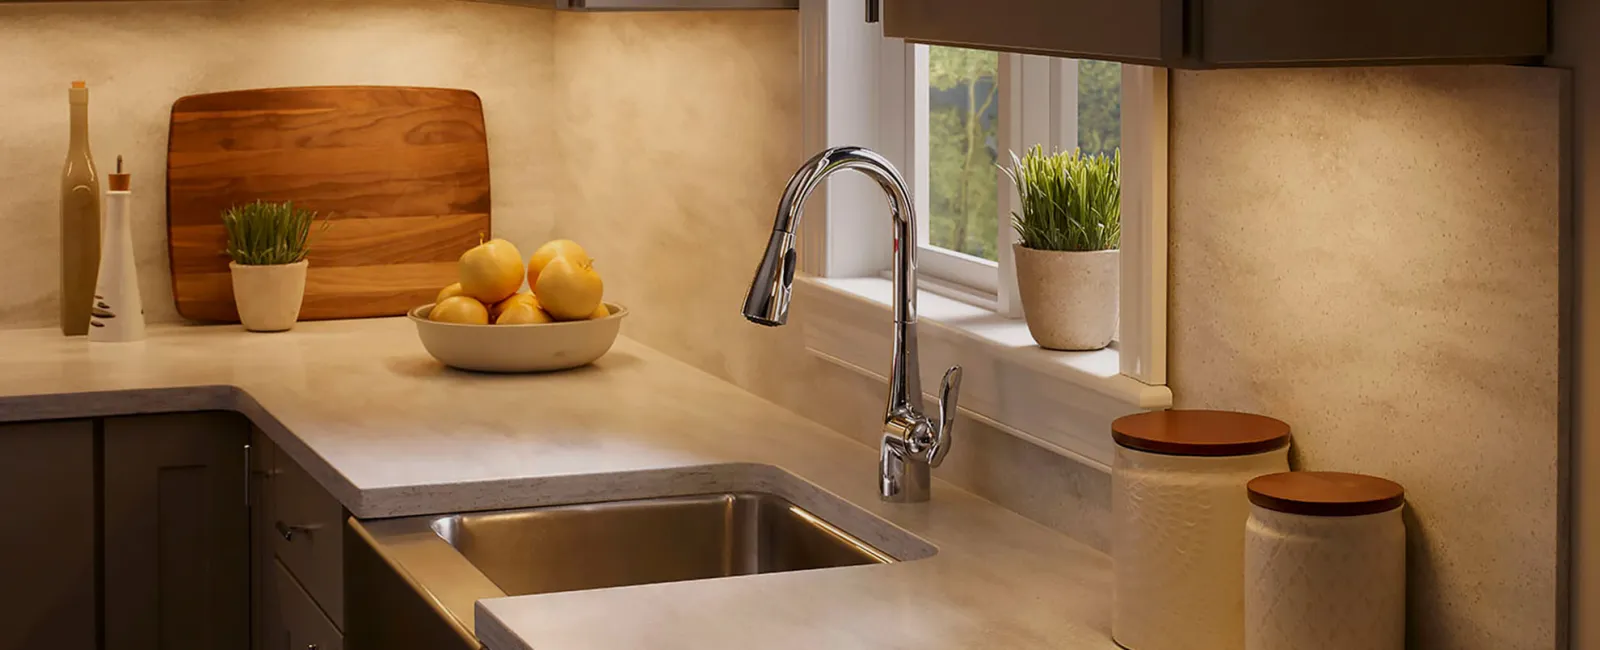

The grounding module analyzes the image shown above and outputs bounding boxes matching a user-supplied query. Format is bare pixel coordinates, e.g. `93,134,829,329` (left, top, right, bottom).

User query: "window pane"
926,46,1000,262
1078,60,1121,157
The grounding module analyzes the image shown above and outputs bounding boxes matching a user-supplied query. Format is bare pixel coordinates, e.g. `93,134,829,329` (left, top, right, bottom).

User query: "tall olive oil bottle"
61,81,101,336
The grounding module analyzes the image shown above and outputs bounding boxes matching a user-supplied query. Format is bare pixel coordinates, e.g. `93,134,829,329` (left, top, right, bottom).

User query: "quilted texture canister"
1244,472,1407,650
1111,409,1292,650
1113,446,1289,649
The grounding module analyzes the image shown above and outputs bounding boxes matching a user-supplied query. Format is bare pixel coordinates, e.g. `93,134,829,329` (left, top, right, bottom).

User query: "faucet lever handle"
930,365,962,467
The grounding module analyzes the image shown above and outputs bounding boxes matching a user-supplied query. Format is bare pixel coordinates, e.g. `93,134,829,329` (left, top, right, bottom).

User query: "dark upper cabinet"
882,0,1548,68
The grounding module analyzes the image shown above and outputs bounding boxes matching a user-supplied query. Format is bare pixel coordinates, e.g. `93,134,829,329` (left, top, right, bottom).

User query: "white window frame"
794,0,1170,468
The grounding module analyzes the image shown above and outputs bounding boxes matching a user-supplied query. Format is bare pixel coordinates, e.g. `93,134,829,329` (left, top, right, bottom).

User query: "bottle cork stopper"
109,155,130,191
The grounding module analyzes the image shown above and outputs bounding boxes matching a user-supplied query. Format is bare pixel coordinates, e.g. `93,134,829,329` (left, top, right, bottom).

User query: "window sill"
795,276,1172,471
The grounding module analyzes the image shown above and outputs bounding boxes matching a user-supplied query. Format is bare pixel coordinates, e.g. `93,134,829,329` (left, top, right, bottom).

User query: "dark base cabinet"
0,414,252,650
0,414,351,650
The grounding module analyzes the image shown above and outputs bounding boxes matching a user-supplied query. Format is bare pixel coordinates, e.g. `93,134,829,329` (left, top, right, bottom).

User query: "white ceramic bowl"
409,302,627,373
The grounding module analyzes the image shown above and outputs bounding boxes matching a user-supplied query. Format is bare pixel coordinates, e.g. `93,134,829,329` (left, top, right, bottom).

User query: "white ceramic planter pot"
230,260,308,332
1012,244,1118,351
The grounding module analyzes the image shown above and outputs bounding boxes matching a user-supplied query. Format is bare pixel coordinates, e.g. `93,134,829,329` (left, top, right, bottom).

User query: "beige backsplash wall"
0,0,556,328
553,15,1562,650
1168,67,1561,649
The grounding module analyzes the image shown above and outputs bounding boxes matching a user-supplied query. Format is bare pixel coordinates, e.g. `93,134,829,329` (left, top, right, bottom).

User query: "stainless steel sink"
347,488,914,650
430,493,894,596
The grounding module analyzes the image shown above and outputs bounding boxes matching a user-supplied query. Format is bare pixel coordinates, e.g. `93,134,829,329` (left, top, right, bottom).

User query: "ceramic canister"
1111,410,1292,650
1244,472,1406,650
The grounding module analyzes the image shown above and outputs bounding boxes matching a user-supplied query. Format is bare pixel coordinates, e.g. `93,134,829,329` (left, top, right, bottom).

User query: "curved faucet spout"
771,147,915,234
741,146,961,504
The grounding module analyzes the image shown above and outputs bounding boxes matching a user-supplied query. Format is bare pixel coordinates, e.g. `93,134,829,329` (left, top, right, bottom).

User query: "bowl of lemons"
411,238,626,373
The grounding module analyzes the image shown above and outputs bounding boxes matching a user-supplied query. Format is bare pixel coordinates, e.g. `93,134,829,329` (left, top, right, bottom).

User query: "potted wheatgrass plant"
223,201,321,332
1002,145,1120,351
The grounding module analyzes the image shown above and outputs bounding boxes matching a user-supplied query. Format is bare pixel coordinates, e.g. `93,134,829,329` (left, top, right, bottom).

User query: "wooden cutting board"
167,86,491,322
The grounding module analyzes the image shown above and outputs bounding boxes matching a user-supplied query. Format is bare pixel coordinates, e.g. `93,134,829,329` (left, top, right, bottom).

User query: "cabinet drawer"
274,559,343,650
272,450,345,627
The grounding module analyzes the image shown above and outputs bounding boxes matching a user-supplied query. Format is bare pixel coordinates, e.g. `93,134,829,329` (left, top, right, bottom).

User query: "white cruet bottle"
89,156,145,342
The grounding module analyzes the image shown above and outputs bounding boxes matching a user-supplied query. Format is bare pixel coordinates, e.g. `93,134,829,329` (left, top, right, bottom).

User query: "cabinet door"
0,420,96,650
1197,0,1546,65
104,413,250,650
883,0,1182,66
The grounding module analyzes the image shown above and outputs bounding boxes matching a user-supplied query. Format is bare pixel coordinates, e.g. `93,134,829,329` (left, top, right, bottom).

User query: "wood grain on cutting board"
167,86,490,322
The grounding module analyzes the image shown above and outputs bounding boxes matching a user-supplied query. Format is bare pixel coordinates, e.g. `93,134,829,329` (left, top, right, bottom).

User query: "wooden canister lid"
1248,471,1406,517
1111,409,1290,457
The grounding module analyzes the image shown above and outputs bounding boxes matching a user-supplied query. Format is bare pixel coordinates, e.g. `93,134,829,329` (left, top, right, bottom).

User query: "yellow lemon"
587,303,610,320
436,282,466,304
428,296,489,325
459,238,524,303
495,301,555,325
489,292,536,321
535,255,604,321
527,239,591,287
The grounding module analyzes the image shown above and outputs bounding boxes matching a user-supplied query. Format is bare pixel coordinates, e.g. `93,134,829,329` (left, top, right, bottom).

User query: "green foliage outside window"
1077,60,1121,156
928,47,1000,260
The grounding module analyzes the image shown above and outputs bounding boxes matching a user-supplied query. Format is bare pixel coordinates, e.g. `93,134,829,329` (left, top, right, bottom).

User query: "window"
793,0,1170,466
904,46,1126,300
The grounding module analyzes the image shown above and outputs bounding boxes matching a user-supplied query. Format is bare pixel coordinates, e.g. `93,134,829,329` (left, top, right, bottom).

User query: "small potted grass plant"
1002,145,1120,351
223,201,320,332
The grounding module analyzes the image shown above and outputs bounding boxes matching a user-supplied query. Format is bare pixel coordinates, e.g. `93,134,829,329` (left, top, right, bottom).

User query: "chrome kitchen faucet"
741,146,963,503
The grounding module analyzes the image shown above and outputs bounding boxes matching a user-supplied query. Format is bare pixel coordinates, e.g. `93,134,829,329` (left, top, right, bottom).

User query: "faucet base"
880,439,932,503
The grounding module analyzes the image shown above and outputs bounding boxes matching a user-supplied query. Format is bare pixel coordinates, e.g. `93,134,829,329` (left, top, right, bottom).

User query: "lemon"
489,292,536,321
587,303,610,320
535,255,603,320
436,282,466,304
496,300,555,325
527,240,591,287
459,239,524,303
429,296,489,325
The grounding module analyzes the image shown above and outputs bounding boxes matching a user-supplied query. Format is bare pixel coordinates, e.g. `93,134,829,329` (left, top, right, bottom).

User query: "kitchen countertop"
0,318,1114,649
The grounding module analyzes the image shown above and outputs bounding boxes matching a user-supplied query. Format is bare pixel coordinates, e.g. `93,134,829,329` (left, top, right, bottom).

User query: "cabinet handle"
865,0,880,23
306,645,318,650
275,521,323,541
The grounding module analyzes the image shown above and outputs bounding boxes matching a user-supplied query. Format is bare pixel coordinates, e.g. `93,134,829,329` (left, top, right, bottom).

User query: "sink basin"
348,471,931,650
430,493,895,596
